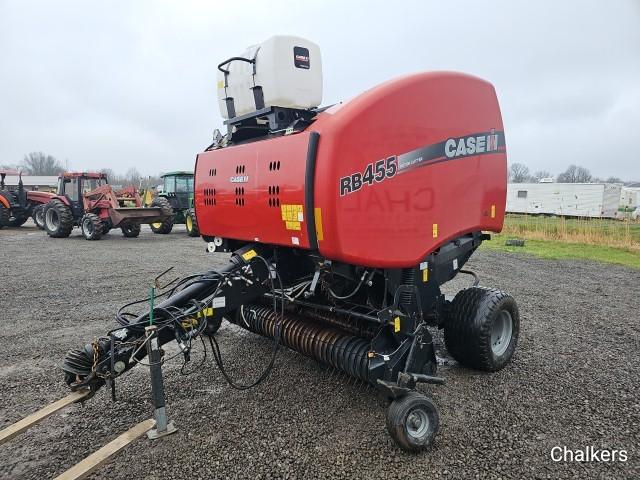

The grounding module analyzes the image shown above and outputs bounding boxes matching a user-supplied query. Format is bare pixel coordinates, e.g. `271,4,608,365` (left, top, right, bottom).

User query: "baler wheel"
444,287,520,372
186,209,199,237
121,222,141,238
32,205,46,230
44,199,74,238
149,197,174,234
80,213,104,240
386,392,439,452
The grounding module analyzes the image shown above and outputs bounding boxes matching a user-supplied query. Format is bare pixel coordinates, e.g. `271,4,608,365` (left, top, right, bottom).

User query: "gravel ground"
0,221,638,479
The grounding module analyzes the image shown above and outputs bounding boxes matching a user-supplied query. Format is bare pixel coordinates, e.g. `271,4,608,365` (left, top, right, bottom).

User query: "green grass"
483,233,640,269
503,214,640,245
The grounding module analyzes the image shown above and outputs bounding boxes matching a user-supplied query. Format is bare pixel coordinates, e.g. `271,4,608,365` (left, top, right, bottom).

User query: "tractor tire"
44,199,74,238
7,213,29,227
0,204,8,228
444,287,520,372
185,209,199,237
386,392,439,452
121,222,141,238
32,204,46,230
102,224,111,235
149,197,174,234
80,213,104,240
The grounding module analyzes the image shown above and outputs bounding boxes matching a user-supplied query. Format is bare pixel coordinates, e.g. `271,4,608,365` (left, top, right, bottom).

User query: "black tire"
44,199,74,238
121,222,141,238
149,197,174,234
444,287,520,372
80,213,104,240
32,204,46,230
102,223,111,235
386,392,440,452
0,203,8,228
186,209,199,237
7,213,29,227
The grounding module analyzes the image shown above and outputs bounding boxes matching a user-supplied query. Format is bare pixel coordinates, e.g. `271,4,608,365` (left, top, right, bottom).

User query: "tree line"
509,163,626,184
2,152,631,187
0,152,163,188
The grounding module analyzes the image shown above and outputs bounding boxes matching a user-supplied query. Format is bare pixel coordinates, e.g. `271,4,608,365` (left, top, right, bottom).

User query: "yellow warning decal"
422,269,429,282
432,223,438,238
242,249,257,261
197,307,214,318
281,204,304,230
216,80,224,89
314,207,324,241
394,317,401,333
491,204,496,218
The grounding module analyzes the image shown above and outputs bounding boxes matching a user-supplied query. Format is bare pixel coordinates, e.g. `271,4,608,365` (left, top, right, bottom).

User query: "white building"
0,175,58,192
506,183,622,218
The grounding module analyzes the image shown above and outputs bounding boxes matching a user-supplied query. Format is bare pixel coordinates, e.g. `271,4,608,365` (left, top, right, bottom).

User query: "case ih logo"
445,129,500,159
293,46,310,69
230,175,249,183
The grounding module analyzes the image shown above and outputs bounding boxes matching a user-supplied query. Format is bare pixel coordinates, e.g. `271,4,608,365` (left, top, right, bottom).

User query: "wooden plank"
0,389,90,446
53,418,155,480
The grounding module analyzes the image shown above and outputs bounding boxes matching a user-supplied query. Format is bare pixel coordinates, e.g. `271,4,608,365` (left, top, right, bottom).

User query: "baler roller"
238,306,370,383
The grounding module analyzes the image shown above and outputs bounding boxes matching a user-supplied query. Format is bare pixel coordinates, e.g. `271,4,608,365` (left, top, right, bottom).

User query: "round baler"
62,36,518,452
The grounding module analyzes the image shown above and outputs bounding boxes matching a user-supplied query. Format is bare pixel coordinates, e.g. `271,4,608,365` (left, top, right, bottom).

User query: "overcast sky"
1,0,639,180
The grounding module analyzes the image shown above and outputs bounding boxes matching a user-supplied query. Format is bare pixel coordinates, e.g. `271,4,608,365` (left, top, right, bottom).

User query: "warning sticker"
281,204,304,231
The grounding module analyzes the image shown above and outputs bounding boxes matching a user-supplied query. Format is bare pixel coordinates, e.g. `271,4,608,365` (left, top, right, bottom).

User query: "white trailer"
506,183,622,218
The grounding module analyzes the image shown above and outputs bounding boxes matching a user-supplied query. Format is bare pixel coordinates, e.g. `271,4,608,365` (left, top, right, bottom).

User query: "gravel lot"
0,221,638,479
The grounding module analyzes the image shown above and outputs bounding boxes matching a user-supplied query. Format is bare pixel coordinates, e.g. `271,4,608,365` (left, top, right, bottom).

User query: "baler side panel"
195,132,312,249
312,72,507,268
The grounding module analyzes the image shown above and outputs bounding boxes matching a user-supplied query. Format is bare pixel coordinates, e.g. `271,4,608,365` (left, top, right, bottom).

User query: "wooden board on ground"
0,389,89,446
53,418,155,480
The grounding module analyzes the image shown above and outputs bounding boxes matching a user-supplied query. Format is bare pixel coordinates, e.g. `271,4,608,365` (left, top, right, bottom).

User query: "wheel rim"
406,408,430,439
36,209,44,225
186,216,192,231
491,310,513,356
83,218,93,235
45,208,59,231
151,222,162,228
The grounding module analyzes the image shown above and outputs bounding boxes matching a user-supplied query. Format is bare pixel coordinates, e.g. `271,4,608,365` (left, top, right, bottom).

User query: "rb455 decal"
339,156,397,196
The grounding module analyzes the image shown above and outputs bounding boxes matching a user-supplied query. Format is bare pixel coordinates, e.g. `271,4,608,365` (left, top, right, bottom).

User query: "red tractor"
0,171,54,229
43,172,173,240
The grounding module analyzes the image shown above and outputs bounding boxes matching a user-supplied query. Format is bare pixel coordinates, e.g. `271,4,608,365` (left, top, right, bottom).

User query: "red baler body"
195,72,507,268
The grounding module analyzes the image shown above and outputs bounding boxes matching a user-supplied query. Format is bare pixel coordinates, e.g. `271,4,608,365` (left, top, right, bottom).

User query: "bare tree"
509,163,531,183
124,167,141,187
532,170,552,182
557,165,592,183
21,152,66,175
605,176,623,184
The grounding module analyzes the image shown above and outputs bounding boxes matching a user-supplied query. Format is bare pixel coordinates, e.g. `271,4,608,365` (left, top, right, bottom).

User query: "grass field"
483,214,640,269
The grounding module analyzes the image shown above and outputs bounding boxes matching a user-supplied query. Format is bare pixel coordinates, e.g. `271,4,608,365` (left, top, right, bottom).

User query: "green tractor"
149,171,199,236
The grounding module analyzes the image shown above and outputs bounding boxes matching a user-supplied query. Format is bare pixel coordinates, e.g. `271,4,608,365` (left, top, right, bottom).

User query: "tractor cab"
147,171,198,236
160,171,194,214
57,172,108,219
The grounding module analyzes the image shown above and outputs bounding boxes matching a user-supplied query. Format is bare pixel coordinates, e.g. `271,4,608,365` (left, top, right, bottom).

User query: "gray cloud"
1,0,638,180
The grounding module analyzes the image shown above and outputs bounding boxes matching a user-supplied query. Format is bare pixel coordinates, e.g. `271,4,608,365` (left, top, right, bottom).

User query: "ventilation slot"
268,185,280,208
204,188,217,206
235,186,245,207
268,161,281,171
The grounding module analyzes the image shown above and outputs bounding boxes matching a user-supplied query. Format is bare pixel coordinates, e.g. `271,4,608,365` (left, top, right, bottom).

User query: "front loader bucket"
109,207,169,226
